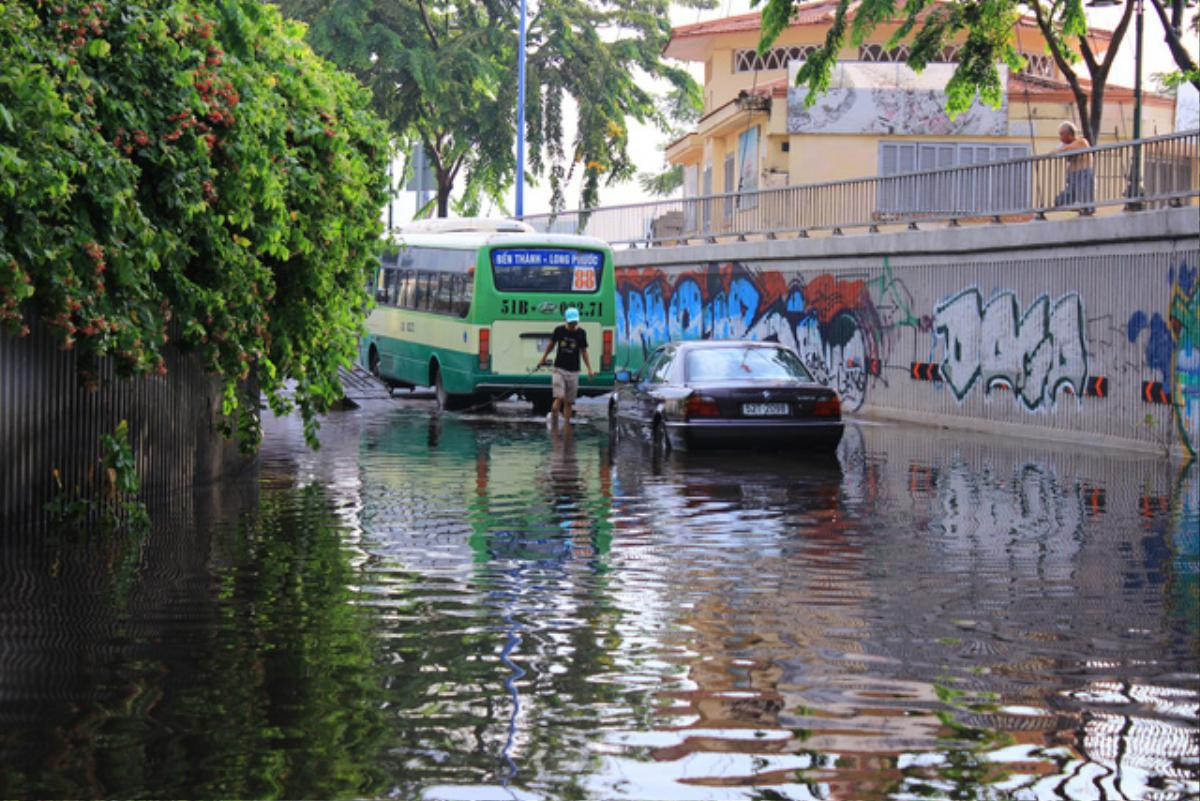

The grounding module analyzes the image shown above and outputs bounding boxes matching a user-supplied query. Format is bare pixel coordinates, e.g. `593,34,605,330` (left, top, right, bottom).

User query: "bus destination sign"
491,248,603,295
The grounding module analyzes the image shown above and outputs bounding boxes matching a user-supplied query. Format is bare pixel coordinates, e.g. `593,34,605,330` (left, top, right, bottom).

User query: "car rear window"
685,347,813,382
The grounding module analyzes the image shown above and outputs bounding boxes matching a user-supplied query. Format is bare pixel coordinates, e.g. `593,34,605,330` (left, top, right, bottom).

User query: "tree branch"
416,0,440,50
1149,0,1200,91
1030,1,1093,138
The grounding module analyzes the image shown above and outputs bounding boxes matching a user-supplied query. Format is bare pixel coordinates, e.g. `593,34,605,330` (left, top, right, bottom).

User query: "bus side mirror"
615,369,631,383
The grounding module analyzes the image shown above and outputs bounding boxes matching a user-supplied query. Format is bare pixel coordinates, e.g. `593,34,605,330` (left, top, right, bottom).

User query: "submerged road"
1,397,1197,799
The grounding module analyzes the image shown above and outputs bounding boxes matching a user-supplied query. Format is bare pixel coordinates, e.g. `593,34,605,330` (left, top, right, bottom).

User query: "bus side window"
435,273,456,315
375,268,389,304
416,271,433,311
456,273,473,318
429,273,444,314
390,268,404,306
399,269,416,309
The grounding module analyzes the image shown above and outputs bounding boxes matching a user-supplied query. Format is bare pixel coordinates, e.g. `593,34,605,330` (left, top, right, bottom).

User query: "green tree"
1148,0,1200,92
756,0,1142,145
275,0,713,216
0,0,390,449
638,163,685,196
637,86,703,197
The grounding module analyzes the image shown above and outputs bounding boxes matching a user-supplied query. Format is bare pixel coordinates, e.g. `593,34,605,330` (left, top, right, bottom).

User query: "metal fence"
1,320,251,530
521,130,1200,248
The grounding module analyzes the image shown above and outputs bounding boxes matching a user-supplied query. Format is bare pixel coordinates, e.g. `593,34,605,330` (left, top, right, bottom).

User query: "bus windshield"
491,248,603,294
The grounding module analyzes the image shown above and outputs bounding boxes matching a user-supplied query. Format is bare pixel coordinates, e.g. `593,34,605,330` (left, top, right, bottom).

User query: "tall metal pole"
1131,0,1144,201
516,0,527,217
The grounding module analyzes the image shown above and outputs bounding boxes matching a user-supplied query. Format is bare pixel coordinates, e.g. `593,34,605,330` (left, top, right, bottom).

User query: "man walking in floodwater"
1054,121,1094,212
537,307,593,427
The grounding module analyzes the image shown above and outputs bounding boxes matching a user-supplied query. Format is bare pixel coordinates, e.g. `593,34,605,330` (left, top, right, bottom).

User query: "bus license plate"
742,402,789,416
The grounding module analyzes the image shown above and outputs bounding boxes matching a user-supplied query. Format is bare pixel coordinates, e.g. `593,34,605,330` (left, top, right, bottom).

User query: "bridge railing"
520,130,1199,248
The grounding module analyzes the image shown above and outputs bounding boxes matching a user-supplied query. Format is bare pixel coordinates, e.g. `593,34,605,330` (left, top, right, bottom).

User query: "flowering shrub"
0,0,390,448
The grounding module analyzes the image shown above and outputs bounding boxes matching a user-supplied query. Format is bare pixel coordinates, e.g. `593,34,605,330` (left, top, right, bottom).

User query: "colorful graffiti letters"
615,264,883,410
1127,260,1200,457
1170,262,1199,455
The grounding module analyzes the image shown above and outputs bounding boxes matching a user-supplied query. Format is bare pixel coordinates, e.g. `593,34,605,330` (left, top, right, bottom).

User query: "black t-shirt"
551,325,588,372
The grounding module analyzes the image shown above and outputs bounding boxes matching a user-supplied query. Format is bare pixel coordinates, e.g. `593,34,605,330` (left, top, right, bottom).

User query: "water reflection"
0,479,392,799
0,407,1196,799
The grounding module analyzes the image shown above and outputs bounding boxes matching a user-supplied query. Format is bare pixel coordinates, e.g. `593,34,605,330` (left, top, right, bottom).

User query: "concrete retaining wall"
613,207,1200,460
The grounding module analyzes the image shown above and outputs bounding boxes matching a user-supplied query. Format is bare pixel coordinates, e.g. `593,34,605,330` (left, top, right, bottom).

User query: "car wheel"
651,417,670,456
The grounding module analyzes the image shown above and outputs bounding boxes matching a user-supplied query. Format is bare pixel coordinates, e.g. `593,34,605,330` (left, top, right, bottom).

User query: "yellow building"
663,2,1176,205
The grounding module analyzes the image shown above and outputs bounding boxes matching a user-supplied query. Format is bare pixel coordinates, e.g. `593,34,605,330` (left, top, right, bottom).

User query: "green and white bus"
360,219,616,413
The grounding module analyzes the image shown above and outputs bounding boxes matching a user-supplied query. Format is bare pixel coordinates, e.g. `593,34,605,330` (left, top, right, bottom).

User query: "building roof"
665,2,1114,61
1007,72,1173,108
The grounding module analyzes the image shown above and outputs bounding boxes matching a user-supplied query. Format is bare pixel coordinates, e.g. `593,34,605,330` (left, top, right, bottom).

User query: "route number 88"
572,267,597,292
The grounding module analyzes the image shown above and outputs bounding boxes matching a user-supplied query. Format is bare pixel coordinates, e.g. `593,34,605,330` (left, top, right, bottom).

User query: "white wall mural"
934,288,1088,409
787,62,1009,136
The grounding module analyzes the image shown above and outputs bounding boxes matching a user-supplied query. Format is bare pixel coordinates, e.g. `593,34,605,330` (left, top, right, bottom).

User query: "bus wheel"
434,368,467,412
434,369,451,410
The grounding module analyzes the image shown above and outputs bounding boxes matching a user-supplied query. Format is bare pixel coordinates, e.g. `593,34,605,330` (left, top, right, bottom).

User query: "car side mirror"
615,369,631,384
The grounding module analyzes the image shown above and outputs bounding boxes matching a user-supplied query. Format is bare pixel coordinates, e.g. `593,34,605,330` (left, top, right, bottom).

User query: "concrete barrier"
613,207,1200,460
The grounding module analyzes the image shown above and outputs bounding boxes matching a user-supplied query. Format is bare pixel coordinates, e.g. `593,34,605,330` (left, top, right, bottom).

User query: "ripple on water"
1,410,1197,799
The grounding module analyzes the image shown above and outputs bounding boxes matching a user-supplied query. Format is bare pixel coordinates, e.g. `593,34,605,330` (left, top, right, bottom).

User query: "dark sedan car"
609,340,843,452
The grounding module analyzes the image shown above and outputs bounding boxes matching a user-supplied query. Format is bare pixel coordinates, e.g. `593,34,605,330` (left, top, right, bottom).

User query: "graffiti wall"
615,260,928,411
614,221,1200,459
934,288,1087,410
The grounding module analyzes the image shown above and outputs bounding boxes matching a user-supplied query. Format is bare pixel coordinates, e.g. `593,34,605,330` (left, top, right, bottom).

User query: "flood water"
1,402,1197,800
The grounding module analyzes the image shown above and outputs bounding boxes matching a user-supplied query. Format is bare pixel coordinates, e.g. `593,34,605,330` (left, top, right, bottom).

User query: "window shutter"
878,140,1034,215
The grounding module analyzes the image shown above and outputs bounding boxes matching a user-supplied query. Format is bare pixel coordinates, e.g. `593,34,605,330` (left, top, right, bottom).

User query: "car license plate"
742,402,789,416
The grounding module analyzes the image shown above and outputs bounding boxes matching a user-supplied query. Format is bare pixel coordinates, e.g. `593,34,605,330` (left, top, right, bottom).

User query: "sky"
388,0,1199,221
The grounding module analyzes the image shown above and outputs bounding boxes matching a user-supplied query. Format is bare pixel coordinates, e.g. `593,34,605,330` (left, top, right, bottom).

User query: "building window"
1018,52,1055,78
737,126,760,210
858,43,911,62
733,45,817,72
876,141,1032,216
858,44,961,63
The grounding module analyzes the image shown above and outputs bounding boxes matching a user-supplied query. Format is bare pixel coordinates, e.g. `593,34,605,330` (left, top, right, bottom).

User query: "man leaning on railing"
1053,121,1095,214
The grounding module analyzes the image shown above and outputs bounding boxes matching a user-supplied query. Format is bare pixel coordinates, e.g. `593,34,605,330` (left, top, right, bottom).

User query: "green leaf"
85,38,111,59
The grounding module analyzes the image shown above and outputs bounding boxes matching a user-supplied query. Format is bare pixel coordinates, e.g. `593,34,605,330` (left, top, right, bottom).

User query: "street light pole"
1130,0,1144,202
516,0,527,218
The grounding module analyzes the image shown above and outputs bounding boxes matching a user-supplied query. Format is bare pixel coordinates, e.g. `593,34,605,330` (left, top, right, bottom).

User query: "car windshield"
685,346,813,383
